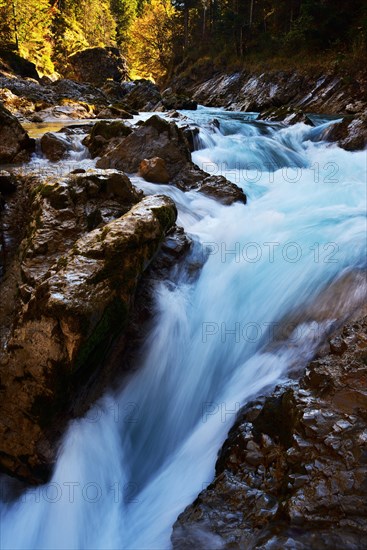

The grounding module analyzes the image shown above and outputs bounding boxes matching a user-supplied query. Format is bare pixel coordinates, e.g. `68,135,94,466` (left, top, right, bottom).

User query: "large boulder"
66,47,128,87
118,79,162,111
139,157,170,183
0,170,17,195
0,103,35,163
97,115,191,176
40,132,72,161
172,316,367,549
83,120,133,158
0,74,110,120
0,49,39,80
322,112,367,151
50,78,107,104
0,170,176,482
161,88,197,110
95,115,247,205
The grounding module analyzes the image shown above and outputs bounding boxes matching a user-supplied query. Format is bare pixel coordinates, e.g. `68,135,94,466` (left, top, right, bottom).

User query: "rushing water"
1,108,366,549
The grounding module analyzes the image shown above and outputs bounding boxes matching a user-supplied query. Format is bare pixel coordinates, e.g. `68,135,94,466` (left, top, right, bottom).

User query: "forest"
0,0,366,82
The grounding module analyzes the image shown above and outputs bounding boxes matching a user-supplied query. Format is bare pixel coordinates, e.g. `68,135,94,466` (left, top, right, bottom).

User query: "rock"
66,47,128,87
83,120,132,158
172,316,367,549
139,157,170,183
322,113,367,151
198,175,247,205
0,74,109,120
96,104,134,119
40,132,72,161
97,115,191,176
118,79,162,111
182,125,200,152
96,115,246,206
0,49,39,80
172,69,367,126
50,79,107,105
161,88,197,110
34,102,94,122
0,171,17,194
329,335,348,355
0,103,35,163
101,80,127,101
0,87,36,117
0,169,176,483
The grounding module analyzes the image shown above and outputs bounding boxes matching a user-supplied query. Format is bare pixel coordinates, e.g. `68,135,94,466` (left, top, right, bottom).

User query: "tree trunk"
249,0,254,27
12,0,19,51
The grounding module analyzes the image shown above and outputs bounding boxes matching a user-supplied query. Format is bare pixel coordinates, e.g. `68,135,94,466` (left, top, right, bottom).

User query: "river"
1,107,366,549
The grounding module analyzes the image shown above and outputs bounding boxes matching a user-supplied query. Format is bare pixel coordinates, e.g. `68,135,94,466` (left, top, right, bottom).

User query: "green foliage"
0,0,14,49
110,0,138,46
0,0,55,73
52,0,116,70
128,0,177,80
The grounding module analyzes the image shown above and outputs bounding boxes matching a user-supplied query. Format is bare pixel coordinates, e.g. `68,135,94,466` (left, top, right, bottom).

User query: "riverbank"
170,65,367,150
172,313,367,549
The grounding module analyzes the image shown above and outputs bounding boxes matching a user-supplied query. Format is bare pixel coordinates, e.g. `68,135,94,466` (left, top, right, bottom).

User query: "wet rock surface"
139,157,171,183
0,169,176,483
0,102,35,163
95,115,247,205
40,131,72,161
321,111,367,151
173,69,367,151
182,70,367,116
172,316,367,549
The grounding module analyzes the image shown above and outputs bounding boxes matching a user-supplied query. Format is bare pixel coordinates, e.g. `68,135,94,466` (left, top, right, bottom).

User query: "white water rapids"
1,108,366,549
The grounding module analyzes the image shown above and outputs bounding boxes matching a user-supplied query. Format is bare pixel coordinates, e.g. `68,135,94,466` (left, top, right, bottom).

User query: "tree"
52,0,116,70
110,0,138,46
0,0,56,73
0,0,15,49
128,0,177,80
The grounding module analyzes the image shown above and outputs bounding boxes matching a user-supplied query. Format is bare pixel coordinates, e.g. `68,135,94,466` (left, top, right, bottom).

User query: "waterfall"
1,108,366,549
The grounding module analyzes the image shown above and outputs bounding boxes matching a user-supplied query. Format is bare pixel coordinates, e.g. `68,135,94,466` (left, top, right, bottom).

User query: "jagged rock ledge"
172,68,367,151
90,116,247,206
172,316,367,549
0,169,177,483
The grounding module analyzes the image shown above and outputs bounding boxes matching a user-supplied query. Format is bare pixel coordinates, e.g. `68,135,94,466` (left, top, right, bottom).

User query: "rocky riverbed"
0,49,366,550
172,316,367,549
0,72,245,482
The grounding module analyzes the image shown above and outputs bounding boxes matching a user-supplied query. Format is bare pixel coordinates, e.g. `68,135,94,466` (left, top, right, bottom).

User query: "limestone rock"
66,47,128,87
97,115,191,176
321,112,367,151
161,88,197,110
40,132,72,161
172,316,367,549
0,103,35,163
95,115,247,205
83,120,132,158
118,79,162,111
0,169,176,483
139,157,170,183
0,171,17,194
0,49,39,80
